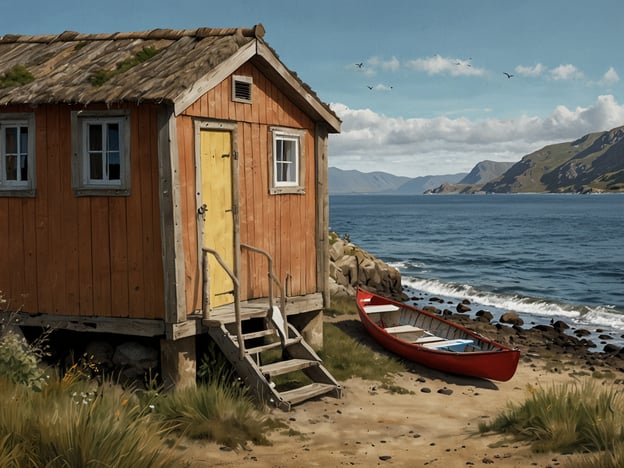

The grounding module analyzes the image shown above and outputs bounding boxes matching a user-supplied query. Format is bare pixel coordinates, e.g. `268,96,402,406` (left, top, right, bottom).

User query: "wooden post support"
160,336,197,390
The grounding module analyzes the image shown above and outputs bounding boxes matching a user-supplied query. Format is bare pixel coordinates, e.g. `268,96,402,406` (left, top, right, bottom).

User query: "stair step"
260,358,319,377
279,383,337,406
245,340,282,355
239,329,276,341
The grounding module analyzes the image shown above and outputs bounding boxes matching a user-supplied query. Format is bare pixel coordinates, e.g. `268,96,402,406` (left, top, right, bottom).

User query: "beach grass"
320,322,405,382
0,375,181,467
478,380,624,465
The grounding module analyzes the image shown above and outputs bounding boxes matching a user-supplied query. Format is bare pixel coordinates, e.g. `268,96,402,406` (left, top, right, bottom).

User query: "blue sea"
329,194,624,347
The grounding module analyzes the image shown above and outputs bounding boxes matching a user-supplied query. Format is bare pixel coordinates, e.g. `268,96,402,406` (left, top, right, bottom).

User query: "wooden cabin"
0,25,342,409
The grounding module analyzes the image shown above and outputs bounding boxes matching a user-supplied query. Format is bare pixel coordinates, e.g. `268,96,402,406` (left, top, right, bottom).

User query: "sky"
2,0,624,177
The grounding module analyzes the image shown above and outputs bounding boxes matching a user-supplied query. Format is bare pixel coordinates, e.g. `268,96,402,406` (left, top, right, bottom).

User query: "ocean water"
329,194,624,346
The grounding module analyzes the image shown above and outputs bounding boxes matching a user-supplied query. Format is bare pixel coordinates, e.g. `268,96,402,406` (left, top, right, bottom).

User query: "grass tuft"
320,322,405,382
154,379,273,448
479,381,624,457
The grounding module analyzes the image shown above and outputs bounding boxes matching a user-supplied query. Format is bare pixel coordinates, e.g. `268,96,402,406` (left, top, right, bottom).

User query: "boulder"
328,234,408,301
500,312,524,326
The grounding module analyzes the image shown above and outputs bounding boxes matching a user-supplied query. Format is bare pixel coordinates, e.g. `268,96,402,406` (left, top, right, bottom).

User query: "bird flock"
355,60,515,91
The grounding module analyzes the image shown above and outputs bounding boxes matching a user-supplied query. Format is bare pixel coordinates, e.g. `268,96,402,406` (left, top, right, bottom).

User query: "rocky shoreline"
328,234,624,374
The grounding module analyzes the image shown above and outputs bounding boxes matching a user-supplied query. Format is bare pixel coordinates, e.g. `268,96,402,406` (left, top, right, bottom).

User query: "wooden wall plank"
126,106,146,319
0,199,8,303
35,107,52,313
148,104,166,319
91,197,112,317
109,197,129,317
77,197,93,316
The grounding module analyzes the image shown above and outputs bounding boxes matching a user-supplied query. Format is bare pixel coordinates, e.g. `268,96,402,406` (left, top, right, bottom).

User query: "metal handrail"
241,243,287,341
201,247,244,359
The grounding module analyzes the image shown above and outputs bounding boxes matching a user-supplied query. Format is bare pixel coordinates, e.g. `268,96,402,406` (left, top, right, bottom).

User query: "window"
0,113,36,197
72,110,130,196
270,127,305,194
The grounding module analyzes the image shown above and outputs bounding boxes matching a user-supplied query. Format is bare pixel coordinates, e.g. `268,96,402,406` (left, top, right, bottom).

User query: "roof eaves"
254,42,341,133
172,39,257,115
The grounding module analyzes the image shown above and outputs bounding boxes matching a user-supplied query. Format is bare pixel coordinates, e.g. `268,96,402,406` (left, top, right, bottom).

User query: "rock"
500,312,524,326
422,306,441,314
552,320,570,332
456,303,471,313
379,455,392,461
604,344,620,353
475,310,493,322
437,387,453,395
112,341,158,380
599,334,613,340
328,233,408,301
574,329,591,337
84,341,115,370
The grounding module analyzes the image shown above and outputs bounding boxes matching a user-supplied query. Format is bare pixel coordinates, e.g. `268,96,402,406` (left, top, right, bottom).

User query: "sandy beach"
179,313,623,467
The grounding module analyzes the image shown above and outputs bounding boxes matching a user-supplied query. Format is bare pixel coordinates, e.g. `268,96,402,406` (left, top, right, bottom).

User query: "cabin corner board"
158,105,187,324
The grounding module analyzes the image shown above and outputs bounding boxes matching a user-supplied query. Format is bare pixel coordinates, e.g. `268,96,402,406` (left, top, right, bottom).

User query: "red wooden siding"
0,103,165,319
178,62,319,314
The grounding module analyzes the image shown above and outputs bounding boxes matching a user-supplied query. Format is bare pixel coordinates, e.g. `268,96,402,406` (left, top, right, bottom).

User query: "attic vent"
232,75,252,103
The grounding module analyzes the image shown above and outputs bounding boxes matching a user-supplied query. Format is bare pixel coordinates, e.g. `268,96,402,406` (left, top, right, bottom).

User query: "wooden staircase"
202,245,342,410
208,308,342,411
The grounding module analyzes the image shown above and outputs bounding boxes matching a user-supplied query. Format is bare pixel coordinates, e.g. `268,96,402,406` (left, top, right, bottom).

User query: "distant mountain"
482,125,624,193
328,167,467,195
458,160,515,185
425,160,515,194
328,168,411,194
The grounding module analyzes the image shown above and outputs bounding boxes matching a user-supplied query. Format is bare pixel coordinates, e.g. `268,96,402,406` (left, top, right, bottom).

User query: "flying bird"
355,62,363,68
367,85,373,90
503,72,514,79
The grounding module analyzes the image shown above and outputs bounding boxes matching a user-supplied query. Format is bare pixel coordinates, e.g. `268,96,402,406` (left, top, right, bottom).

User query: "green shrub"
0,331,48,391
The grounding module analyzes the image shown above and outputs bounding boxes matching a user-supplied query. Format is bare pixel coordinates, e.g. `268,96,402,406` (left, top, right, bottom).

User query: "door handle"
198,204,207,216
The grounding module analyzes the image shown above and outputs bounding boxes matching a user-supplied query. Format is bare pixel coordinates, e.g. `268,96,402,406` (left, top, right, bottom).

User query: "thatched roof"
0,24,340,131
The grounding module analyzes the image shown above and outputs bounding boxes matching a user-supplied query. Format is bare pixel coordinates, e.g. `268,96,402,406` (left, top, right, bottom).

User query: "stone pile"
328,234,408,302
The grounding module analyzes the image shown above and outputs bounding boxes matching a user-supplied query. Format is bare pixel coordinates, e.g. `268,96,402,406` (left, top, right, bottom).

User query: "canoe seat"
422,339,474,352
385,324,424,334
414,335,445,344
363,304,400,314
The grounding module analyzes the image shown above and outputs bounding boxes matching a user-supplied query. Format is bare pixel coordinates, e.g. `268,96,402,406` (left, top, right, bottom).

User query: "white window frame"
0,113,36,197
269,127,305,195
71,110,131,196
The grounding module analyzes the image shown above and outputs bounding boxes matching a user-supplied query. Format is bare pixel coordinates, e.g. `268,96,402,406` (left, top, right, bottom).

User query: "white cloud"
328,95,624,177
550,64,584,81
404,55,485,77
367,56,400,73
599,66,620,86
515,63,546,77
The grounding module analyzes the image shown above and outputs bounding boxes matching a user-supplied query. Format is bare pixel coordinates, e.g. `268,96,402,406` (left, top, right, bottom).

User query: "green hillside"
482,126,624,193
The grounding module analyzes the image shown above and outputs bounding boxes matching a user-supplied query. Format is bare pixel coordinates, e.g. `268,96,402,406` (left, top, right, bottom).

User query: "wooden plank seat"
384,324,424,334
413,335,445,344
422,339,474,352
363,304,400,314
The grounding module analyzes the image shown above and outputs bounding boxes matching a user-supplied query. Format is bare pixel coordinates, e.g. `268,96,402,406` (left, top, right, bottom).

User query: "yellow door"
200,130,234,308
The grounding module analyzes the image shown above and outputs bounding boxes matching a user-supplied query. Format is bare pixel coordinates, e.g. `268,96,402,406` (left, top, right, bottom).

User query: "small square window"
269,127,305,194
232,75,252,104
0,113,36,197
71,110,130,196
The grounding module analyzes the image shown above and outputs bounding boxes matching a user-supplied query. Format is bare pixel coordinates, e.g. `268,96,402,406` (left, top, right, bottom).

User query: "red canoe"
356,288,520,381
